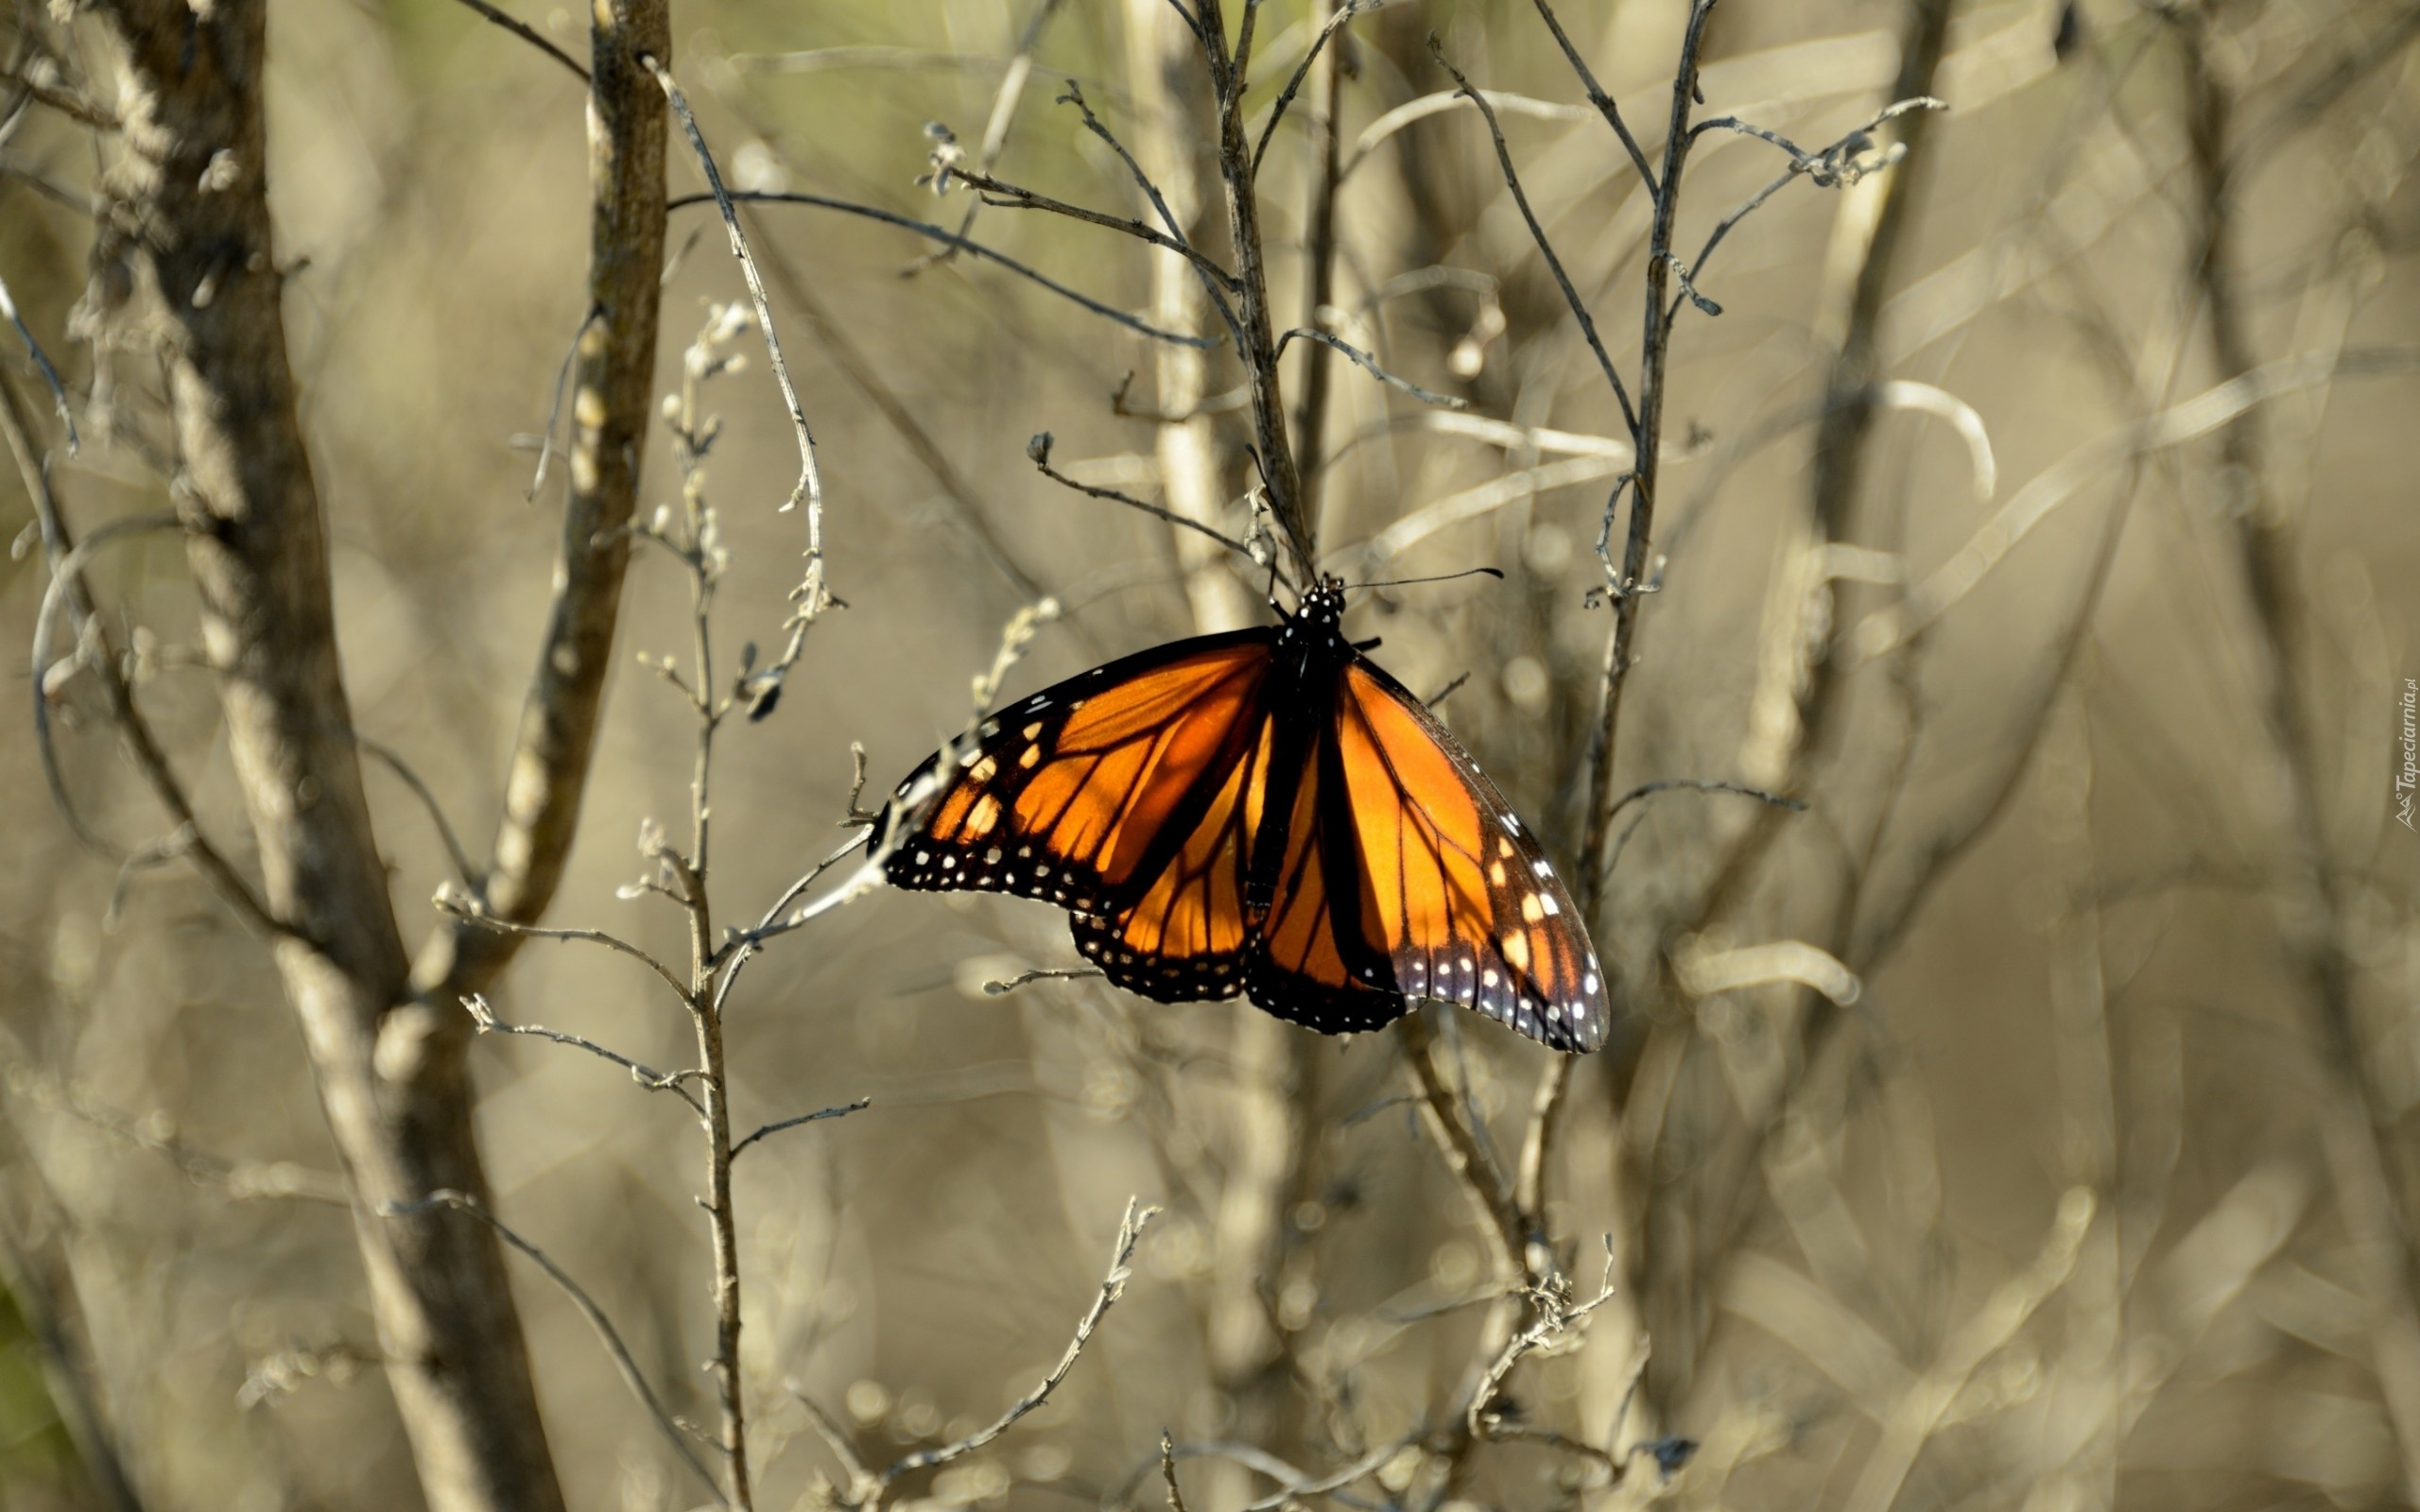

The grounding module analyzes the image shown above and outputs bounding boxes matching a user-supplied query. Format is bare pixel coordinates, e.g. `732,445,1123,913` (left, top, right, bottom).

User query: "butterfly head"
1284,575,1350,633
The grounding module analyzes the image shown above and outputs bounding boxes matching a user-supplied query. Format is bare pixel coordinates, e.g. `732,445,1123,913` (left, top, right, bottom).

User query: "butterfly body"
875,579,1606,1052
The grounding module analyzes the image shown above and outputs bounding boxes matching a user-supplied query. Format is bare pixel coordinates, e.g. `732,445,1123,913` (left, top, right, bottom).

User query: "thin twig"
434,882,692,1000
669,190,1217,348
1250,0,1380,176
1428,41,1639,443
1603,778,1804,828
879,1199,1158,1486
460,993,708,1116
1052,82,1246,348
447,0,591,82
1526,0,1656,191
385,1191,728,1505
355,734,480,887
4,403,285,935
27,510,187,853
1028,433,1263,562
947,165,1241,296
524,304,600,501
648,57,821,524
0,268,76,452
1680,98,1945,323
730,1098,872,1160
1273,327,1469,410
1160,1432,1190,1512
984,965,1107,995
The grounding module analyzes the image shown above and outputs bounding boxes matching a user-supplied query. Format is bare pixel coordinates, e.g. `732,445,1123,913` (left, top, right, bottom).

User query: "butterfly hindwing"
1323,661,1606,1053
878,629,1275,916
1244,713,1416,1035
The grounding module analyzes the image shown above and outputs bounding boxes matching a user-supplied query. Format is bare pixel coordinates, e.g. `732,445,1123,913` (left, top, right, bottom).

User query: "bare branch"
355,734,481,887
1273,327,1469,410
1250,0,1381,176
1526,0,1656,190
670,190,1218,348
1159,1432,1190,1512
1427,41,1639,442
730,1098,872,1160
1051,82,1246,347
460,994,707,1116
1027,432,1264,563
1603,778,1804,830
447,0,591,82
0,268,77,451
879,1199,1158,1486
435,883,693,1001
648,56,822,525
945,164,1241,297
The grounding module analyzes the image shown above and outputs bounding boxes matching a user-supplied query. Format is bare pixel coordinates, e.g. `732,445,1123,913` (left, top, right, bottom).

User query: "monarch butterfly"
873,577,1606,1053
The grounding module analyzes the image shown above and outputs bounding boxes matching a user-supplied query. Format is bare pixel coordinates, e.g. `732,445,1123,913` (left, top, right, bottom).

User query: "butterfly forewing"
879,630,1273,915
1071,715,1271,1003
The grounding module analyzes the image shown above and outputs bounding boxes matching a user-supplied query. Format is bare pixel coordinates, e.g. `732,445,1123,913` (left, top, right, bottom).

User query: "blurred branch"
1841,1190,2094,1512
0,266,78,450
673,190,1218,347
0,1150,147,1512
1396,1010,1528,1278
811,1199,1157,1510
388,1192,727,1506
1428,42,1638,441
2179,12,2420,1488
1287,1,1350,514
447,0,590,83
1857,347,2420,658
21,498,282,932
909,0,1067,271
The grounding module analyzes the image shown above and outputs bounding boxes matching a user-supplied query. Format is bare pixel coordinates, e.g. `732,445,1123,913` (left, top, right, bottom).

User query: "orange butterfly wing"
1249,662,1605,1053
878,630,1274,919
877,591,1605,1054
1071,715,1272,1003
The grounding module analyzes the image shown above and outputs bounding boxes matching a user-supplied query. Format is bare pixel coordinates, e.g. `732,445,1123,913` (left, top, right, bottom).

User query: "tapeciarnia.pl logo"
2398,678,2417,832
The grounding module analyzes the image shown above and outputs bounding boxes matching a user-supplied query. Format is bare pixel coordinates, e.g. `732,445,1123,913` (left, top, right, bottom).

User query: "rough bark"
85,3,569,1505
414,0,670,1003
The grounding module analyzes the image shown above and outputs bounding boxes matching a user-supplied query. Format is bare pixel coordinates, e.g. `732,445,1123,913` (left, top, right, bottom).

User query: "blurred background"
3,0,2418,1506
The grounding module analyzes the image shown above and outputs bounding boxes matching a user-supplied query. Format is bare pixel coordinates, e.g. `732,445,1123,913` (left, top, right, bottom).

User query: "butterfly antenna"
1341,566,1506,592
